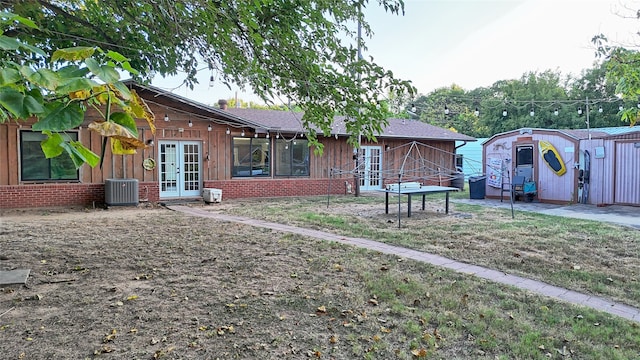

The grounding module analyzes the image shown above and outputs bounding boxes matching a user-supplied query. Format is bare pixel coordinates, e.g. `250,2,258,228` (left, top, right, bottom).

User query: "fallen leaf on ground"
411,348,427,357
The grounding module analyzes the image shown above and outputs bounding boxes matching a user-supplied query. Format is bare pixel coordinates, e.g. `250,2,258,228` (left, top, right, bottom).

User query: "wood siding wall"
0,103,459,208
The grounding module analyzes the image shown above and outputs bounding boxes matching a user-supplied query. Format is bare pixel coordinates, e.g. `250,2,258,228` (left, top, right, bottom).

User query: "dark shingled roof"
125,81,475,142
223,108,476,142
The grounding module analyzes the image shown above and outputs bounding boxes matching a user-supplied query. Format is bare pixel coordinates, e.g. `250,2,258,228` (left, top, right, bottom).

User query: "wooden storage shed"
482,127,640,206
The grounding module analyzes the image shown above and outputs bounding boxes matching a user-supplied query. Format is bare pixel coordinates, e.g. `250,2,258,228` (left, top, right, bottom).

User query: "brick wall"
0,179,349,209
0,181,159,209
0,183,104,209
204,178,353,199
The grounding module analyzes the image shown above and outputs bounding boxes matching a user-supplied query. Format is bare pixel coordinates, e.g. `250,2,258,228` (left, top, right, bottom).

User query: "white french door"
359,146,382,191
158,141,202,198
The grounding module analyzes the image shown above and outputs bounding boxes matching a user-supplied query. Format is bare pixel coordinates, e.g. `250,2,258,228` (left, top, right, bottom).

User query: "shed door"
515,145,534,181
159,141,202,198
359,146,382,191
614,141,640,205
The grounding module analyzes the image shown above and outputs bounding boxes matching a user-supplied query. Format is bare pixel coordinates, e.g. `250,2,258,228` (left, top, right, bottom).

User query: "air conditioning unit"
105,179,139,206
203,188,222,203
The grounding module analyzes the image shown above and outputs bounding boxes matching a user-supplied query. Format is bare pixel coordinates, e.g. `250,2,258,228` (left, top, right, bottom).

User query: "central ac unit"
105,179,139,206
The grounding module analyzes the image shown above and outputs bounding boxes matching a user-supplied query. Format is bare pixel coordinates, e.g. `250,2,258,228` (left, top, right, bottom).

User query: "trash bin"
451,172,465,191
468,176,486,199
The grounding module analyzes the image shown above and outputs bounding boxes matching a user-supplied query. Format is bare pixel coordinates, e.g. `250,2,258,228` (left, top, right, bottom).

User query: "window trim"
231,136,271,178
19,130,80,182
274,138,310,177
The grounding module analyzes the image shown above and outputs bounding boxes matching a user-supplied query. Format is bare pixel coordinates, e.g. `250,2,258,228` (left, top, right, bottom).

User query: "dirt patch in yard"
3,205,475,359
1,199,639,359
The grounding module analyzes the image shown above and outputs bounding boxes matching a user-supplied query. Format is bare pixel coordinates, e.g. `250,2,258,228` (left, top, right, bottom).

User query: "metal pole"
397,173,401,228
354,8,363,197
586,96,591,140
326,169,332,208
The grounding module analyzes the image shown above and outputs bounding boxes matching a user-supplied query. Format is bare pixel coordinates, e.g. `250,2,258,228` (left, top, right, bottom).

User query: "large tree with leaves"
4,0,415,150
1,12,155,168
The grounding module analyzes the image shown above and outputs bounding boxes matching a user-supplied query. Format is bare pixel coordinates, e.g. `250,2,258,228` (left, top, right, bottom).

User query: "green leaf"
111,81,132,100
105,50,128,63
0,35,20,50
70,141,100,168
0,68,20,86
52,47,96,62
2,12,39,29
32,101,85,131
55,77,100,94
59,141,85,169
109,112,138,137
23,95,45,114
40,132,65,158
121,62,139,76
85,58,120,83
26,68,60,91
15,41,45,56
0,88,28,118
0,35,46,56
57,65,90,79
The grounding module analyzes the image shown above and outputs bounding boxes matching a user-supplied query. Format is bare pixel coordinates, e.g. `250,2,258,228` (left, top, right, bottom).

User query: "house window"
20,131,79,181
275,139,309,176
455,154,463,172
232,137,270,177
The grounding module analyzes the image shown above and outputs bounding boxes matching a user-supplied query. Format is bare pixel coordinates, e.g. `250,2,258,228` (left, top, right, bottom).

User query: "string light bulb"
502,109,507,117
474,107,479,116
577,107,583,115
241,129,245,137
411,104,416,112
254,133,258,138
164,113,169,122
209,75,214,87
619,104,624,111
444,105,449,115
598,105,603,113
188,119,193,127
207,124,212,132
529,108,535,117
266,132,270,139
276,133,280,139
554,108,559,116
226,127,230,135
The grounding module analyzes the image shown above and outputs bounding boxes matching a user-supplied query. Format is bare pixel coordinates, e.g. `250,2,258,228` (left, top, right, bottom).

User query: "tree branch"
35,0,118,45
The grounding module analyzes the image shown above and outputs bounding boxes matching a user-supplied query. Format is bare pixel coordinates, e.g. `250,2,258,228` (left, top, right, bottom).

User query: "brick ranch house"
0,82,476,209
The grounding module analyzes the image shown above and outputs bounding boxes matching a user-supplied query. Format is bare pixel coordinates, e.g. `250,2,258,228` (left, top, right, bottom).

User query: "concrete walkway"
168,205,640,324
453,198,640,229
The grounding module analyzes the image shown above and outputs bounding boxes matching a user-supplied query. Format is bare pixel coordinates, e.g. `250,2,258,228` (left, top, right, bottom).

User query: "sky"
151,0,640,107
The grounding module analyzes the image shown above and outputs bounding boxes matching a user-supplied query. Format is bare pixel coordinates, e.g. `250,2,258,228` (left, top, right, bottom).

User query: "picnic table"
378,185,459,217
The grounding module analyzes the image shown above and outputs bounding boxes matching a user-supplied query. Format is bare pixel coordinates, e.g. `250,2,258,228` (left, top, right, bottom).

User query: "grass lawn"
0,196,638,359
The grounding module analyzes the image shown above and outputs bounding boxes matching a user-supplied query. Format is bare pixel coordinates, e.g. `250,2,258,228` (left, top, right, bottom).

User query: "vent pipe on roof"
218,99,228,110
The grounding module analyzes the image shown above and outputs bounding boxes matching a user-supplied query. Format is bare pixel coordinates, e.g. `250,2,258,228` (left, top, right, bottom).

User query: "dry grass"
219,194,640,309
0,200,638,359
